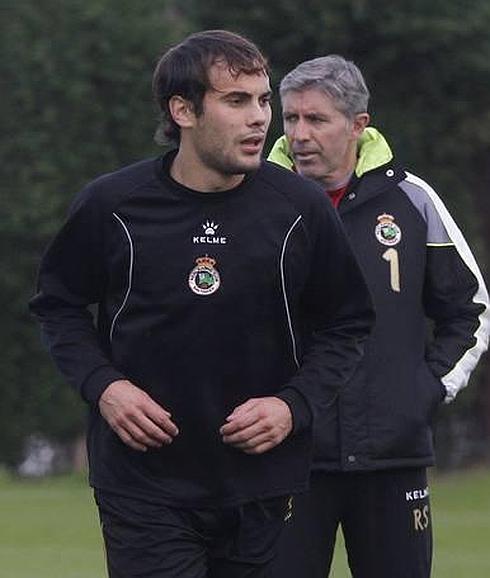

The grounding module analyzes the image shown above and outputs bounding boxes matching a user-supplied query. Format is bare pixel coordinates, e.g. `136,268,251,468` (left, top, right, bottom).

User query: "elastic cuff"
276,388,313,434
80,366,127,404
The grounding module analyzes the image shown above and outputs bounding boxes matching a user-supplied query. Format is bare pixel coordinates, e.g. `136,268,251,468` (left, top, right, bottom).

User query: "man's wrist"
275,388,312,434
81,367,127,404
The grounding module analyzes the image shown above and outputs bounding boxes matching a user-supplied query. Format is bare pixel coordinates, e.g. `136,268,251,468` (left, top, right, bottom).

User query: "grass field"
1,468,489,578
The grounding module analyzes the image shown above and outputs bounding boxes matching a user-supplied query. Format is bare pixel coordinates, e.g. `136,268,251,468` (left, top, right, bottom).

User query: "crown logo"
377,213,395,225
203,221,219,235
195,256,216,269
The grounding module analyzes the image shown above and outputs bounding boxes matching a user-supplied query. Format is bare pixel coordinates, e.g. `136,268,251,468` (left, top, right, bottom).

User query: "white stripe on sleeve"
405,172,490,401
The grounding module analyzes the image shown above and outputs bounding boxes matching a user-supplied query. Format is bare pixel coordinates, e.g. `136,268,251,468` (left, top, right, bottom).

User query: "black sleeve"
29,184,126,404
277,196,375,432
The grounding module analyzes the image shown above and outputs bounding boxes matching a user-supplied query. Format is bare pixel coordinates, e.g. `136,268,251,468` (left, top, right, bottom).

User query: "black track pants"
95,490,290,578
271,469,432,578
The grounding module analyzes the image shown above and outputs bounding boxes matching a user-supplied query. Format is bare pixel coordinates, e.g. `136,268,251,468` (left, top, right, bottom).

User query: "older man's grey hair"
280,55,370,120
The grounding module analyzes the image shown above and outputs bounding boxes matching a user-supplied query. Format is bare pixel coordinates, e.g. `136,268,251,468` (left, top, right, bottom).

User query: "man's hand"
99,380,179,452
220,397,293,455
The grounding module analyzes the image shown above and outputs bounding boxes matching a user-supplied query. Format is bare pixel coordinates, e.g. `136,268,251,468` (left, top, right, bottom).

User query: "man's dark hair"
152,30,269,146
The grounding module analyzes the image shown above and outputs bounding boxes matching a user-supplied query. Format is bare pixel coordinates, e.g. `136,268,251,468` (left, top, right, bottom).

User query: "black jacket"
30,153,374,505
269,129,489,471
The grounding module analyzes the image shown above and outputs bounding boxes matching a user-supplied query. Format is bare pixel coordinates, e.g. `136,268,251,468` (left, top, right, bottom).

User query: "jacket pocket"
368,362,440,460
419,362,446,421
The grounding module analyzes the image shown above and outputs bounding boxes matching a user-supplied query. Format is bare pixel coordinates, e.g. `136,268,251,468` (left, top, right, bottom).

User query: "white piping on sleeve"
405,172,490,401
109,213,134,343
280,215,303,368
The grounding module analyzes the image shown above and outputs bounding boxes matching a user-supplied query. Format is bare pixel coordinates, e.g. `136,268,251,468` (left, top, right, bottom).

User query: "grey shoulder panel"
399,175,452,245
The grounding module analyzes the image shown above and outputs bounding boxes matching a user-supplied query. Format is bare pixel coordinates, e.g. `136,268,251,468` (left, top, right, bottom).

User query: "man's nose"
248,101,269,126
291,119,310,141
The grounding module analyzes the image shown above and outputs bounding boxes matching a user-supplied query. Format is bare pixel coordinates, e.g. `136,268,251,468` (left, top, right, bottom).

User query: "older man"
269,54,489,578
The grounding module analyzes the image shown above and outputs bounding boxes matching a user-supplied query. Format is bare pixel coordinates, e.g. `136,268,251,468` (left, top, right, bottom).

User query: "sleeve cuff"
276,387,313,434
80,365,127,404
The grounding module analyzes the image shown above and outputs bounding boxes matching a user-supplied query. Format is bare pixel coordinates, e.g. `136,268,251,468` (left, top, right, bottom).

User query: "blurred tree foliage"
0,0,188,467
186,0,490,237
1,0,490,468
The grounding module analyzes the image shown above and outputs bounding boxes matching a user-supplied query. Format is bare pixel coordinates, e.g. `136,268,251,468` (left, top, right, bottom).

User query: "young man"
269,55,490,578
29,34,374,578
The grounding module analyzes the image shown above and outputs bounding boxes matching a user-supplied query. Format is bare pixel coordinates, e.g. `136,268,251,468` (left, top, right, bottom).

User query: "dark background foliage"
1,0,489,469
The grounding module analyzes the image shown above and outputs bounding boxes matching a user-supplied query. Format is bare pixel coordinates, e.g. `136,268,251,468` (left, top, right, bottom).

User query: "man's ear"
352,112,370,138
168,95,196,129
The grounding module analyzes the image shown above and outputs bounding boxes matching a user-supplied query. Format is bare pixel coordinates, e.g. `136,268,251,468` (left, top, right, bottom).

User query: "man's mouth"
293,150,318,162
240,135,264,153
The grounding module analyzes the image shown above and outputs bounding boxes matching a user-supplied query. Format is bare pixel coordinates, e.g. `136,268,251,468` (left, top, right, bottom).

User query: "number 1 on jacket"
382,248,400,292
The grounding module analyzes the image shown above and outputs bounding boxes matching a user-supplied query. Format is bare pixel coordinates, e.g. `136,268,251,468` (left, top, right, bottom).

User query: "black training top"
30,152,374,506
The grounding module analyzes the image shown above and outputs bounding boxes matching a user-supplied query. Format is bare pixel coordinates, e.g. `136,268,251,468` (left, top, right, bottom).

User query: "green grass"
0,472,105,578
1,468,489,578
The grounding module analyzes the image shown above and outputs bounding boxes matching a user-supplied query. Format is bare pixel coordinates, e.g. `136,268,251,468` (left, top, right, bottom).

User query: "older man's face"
282,88,361,188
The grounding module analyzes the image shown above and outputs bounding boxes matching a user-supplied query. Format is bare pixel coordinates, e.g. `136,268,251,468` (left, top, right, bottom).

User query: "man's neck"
170,149,244,192
323,171,353,193
320,168,354,192
322,145,357,191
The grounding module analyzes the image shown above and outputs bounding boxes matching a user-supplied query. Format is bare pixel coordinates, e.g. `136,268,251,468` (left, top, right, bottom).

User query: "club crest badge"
188,256,221,295
375,213,402,246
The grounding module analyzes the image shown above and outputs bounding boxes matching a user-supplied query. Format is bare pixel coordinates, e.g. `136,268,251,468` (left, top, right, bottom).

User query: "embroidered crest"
375,214,402,246
188,256,221,295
